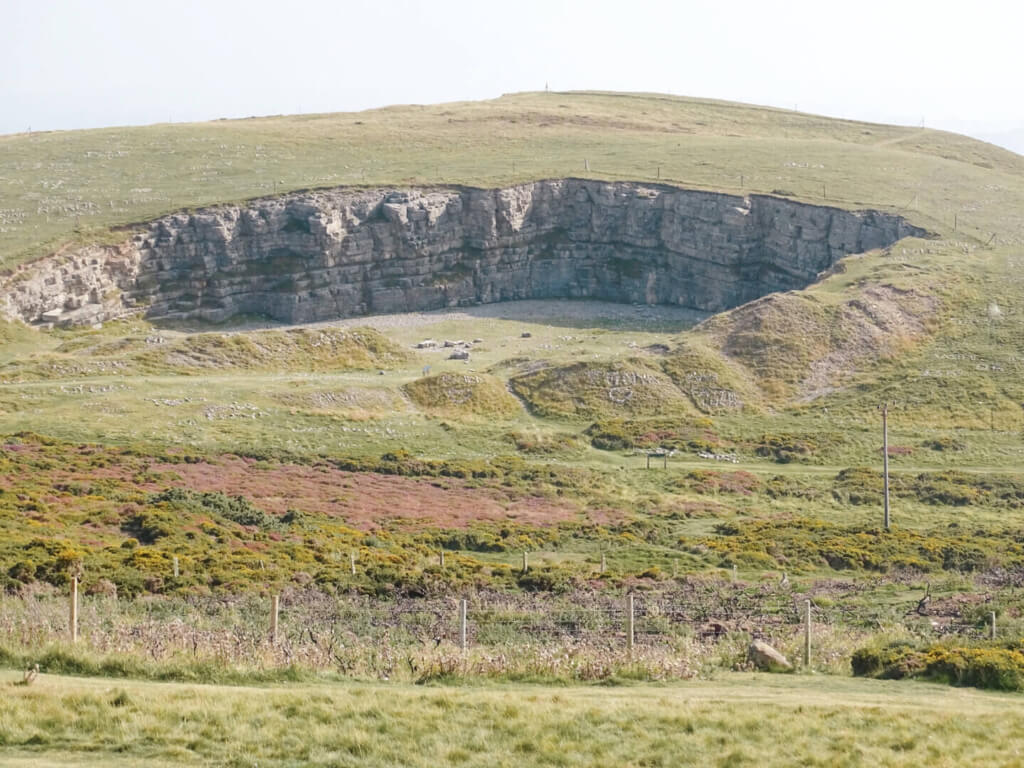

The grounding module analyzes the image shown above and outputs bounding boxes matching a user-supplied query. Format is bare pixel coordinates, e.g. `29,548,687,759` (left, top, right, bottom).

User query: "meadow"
3,671,1024,767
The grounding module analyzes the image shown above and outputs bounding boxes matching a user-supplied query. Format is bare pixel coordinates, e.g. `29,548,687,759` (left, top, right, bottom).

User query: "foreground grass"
1,671,1022,767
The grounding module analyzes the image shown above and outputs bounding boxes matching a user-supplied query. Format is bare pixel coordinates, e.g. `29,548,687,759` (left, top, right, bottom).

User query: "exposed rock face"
0,180,927,326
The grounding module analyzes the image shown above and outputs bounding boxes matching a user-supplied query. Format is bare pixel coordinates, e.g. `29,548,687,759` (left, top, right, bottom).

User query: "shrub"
124,511,177,543
148,488,276,529
754,433,817,463
853,641,1024,692
922,436,966,452
516,566,573,593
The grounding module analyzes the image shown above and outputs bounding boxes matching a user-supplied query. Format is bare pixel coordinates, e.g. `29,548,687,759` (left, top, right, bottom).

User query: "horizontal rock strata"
0,180,927,326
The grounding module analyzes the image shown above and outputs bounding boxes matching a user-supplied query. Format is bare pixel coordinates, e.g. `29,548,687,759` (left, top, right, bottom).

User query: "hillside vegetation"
0,93,1023,641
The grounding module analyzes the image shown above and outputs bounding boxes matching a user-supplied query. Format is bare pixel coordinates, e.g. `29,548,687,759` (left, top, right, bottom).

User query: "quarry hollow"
2,179,928,327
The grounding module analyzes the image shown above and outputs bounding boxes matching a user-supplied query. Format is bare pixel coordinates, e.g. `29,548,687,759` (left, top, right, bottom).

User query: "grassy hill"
1,90,1024,605
3,90,1023,270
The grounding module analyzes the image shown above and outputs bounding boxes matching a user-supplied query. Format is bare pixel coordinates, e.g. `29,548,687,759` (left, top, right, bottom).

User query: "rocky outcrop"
0,180,927,326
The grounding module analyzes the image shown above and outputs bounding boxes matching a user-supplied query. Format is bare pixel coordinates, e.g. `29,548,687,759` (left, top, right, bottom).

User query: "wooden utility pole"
803,599,812,668
270,595,280,644
460,599,468,650
626,594,635,650
880,403,891,531
69,576,79,643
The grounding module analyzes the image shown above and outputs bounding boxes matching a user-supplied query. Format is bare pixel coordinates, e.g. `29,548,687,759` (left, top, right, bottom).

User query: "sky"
3,0,1024,153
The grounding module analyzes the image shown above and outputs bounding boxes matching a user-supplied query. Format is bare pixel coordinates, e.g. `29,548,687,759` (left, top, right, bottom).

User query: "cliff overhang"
0,180,929,327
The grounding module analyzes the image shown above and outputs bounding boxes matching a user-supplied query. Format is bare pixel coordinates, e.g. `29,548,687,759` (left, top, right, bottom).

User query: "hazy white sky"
4,0,1023,151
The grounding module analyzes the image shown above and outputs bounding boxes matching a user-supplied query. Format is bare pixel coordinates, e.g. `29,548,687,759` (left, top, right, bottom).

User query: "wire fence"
6,582,1003,653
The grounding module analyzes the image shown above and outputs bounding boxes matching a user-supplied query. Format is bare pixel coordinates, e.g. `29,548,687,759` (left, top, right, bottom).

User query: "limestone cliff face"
0,180,927,326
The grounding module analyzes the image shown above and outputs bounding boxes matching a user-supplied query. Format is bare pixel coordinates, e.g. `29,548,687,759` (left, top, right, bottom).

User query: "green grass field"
2,671,1023,767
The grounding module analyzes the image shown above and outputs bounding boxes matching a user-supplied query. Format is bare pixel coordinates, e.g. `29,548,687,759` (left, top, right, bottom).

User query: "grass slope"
0,96,1023,629
2,90,1023,270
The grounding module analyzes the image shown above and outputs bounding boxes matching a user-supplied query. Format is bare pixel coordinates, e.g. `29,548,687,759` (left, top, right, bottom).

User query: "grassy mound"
660,339,760,413
0,325,410,381
134,327,409,373
698,284,939,402
509,360,694,420
403,373,520,417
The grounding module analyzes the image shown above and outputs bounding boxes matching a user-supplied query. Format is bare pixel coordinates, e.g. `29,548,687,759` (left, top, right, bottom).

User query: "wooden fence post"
69,576,78,643
804,599,812,668
270,594,280,644
990,611,997,641
626,594,635,650
439,550,445,569
600,552,606,574
522,551,529,573
350,551,356,575
460,599,468,651
173,556,179,578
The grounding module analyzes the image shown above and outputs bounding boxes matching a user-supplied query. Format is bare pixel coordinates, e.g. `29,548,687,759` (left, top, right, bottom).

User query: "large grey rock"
747,640,792,672
0,181,927,327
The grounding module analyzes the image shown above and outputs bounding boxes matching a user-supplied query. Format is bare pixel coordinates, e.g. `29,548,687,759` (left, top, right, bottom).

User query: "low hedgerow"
852,640,1024,691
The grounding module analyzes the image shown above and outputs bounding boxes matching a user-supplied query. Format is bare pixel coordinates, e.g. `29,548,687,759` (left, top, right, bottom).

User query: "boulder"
747,640,792,672
448,350,470,360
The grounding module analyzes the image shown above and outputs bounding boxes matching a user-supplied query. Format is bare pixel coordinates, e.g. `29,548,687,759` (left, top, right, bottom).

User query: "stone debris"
59,383,128,395
448,349,470,360
415,339,437,348
698,451,740,463
203,402,267,420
